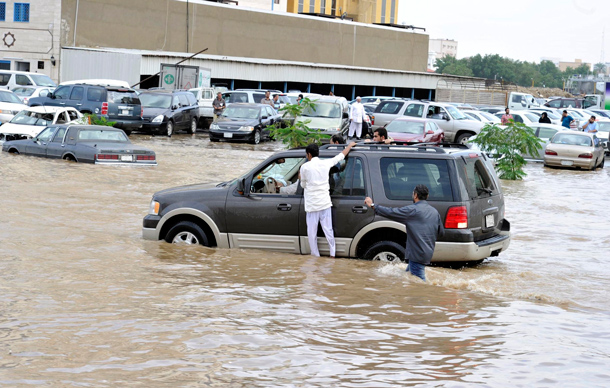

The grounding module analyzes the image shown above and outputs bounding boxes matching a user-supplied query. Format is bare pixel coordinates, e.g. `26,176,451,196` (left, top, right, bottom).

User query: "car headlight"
152,115,164,123
210,123,220,130
238,126,254,132
148,200,160,215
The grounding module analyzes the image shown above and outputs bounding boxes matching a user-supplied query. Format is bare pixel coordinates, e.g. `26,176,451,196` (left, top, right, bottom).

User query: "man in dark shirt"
212,92,225,120
364,184,444,281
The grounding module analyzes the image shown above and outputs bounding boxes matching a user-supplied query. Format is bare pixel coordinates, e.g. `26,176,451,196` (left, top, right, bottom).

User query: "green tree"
469,121,543,180
594,62,607,73
269,98,329,148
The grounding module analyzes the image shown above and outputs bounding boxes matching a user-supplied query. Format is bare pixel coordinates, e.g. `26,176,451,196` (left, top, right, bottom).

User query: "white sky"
398,0,608,65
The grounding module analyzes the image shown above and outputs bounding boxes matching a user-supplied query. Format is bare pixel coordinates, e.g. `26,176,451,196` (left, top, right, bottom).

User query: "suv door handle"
352,206,368,214
277,203,292,211
76,103,82,106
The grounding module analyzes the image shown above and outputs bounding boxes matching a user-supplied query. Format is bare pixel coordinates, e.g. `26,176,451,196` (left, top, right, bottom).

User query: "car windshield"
78,130,129,142
525,113,539,122
107,90,140,105
140,93,172,108
0,91,24,104
301,102,341,118
29,74,56,87
9,110,54,126
386,120,425,134
551,133,592,146
222,106,260,119
597,122,610,131
446,105,468,120
13,88,36,97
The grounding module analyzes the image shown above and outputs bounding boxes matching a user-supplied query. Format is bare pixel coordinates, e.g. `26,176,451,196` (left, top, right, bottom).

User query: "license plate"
485,214,494,228
561,160,573,166
120,110,130,116
120,155,133,162
224,132,233,138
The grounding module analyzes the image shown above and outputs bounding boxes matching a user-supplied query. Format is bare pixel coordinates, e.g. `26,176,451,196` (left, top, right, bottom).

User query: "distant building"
558,59,591,72
540,57,560,66
237,0,288,12
428,39,458,70
285,0,399,24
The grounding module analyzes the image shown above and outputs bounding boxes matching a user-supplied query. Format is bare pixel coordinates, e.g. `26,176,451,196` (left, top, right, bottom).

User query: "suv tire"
455,133,472,145
363,241,405,262
165,221,210,246
166,121,174,137
189,118,197,134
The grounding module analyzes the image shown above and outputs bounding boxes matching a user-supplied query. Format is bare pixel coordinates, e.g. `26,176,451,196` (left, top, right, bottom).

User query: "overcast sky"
399,0,608,65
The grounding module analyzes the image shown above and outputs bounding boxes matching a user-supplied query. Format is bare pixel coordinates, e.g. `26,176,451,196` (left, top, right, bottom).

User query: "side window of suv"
16,75,33,86
0,73,10,86
547,100,561,108
53,86,71,99
70,86,84,101
380,158,453,201
250,157,305,194
87,87,105,102
330,158,365,196
186,93,197,106
460,158,495,198
178,94,189,107
253,93,265,103
403,103,424,117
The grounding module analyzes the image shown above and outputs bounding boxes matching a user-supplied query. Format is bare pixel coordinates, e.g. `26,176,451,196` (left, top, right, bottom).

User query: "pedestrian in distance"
364,184,444,281
365,127,393,144
349,96,365,140
272,94,281,110
329,91,334,96
212,92,226,121
260,91,274,107
538,112,551,124
561,110,574,129
501,107,513,125
582,116,598,133
297,94,304,105
301,141,356,257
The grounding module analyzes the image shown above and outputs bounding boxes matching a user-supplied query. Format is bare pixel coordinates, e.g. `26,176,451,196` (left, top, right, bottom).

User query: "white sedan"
0,106,84,142
464,110,501,123
494,111,540,125
0,89,27,123
12,86,55,105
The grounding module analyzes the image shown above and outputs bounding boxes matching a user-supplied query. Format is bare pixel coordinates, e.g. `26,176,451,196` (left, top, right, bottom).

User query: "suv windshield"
0,91,24,104
301,102,341,118
140,93,172,108
107,90,140,105
446,106,468,120
29,74,56,87
223,106,260,119
9,110,54,126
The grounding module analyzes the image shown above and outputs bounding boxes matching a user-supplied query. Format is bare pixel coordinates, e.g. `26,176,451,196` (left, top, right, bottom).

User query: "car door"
427,104,454,135
169,95,183,127
177,94,191,129
46,85,71,107
45,126,68,159
225,156,305,253
260,106,275,138
67,86,85,110
24,126,56,157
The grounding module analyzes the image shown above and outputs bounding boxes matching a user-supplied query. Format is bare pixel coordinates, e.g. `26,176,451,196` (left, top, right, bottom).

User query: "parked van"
189,87,215,129
0,70,56,90
507,92,539,110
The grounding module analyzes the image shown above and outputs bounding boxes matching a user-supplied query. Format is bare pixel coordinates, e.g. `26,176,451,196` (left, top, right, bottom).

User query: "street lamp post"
531,78,534,87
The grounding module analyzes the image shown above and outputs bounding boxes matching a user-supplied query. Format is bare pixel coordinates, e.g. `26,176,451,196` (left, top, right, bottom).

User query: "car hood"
215,117,259,128
296,116,342,130
0,123,46,137
388,132,425,142
155,182,221,196
2,138,32,149
0,102,27,111
142,107,170,118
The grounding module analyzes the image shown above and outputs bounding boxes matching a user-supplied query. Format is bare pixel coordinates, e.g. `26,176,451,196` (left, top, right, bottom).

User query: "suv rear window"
107,90,140,105
380,158,453,201
225,92,248,103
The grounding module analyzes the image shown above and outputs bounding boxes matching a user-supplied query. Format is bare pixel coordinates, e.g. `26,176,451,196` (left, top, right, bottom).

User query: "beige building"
427,38,458,69
558,59,591,72
286,0,398,24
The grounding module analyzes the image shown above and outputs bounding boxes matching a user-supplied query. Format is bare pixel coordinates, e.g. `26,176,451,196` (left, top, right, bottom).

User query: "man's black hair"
306,143,319,158
563,110,568,114
331,134,345,144
374,127,388,140
298,94,303,99
591,115,596,120
414,184,429,200
505,107,510,112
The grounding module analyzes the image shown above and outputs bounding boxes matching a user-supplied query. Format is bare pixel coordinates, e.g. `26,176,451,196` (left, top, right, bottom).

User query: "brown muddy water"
1,134,609,387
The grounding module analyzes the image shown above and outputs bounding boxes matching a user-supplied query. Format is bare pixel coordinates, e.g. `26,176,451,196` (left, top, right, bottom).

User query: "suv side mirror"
261,115,268,120
171,105,178,110
49,93,55,99
236,178,246,195
443,114,450,121
426,130,434,134
343,112,349,119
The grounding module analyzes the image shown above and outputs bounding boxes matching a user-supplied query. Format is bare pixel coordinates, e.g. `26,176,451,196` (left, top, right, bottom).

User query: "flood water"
1,134,609,387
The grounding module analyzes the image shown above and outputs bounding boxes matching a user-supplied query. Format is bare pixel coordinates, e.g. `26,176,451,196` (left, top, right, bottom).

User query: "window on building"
0,61,10,71
309,0,314,13
381,0,386,23
320,0,325,14
298,0,303,13
331,0,336,15
0,3,6,21
390,0,395,24
14,3,29,22
37,61,44,70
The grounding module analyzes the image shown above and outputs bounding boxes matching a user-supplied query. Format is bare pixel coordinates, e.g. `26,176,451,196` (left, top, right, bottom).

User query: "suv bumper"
112,119,143,130
433,233,510,262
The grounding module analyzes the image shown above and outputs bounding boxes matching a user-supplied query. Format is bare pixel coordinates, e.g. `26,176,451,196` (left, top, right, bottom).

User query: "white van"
0,70,57,90
507,92,539,110
189,87,216,128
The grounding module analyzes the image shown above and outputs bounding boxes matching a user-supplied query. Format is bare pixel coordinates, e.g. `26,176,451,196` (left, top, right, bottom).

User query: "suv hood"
296,116,341,130
155,182,223,197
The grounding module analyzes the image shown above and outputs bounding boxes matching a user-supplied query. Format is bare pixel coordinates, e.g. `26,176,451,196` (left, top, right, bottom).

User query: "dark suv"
142,144,510,264
28,84,143,135
139,90,199,136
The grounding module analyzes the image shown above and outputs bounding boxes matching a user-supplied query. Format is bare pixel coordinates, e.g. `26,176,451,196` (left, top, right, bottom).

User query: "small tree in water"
469,120,543,180
269,98,329,148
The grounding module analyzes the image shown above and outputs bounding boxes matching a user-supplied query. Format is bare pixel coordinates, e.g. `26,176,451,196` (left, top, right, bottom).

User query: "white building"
428,38,457,69
219,0,287,13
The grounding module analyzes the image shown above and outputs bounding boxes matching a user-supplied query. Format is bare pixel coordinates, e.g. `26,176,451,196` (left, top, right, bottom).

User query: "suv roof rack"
321,142,448,153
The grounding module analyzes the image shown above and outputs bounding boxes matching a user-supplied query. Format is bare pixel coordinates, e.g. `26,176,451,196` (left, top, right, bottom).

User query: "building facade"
427,38,457,69
558,58,591,72
285,0,398,24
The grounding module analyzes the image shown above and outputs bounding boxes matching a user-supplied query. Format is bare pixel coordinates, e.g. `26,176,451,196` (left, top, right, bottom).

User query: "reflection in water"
0,135,609,386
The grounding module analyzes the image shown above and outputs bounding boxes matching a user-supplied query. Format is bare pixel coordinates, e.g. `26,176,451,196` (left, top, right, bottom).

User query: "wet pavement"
1,134,609,387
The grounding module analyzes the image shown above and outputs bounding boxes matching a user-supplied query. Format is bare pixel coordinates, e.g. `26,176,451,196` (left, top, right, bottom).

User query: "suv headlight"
152,115,164,123
148,200,160,215
210,123,220,130
238,126,254,132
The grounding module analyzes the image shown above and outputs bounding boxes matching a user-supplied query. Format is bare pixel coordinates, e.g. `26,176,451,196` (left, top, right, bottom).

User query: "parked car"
373,100,485,144
294,96,349,139
349,96,396,105
463,110,501,123
0,70,56,90
586,108,610,119
28,83,143,135
139,90,199,136
189,87,216,129
223,89,282,105
12,86,55,105
478,106,505,115
596,121,610,153
0,89,27,123
493,111,539,126
142,143,510,264
384,117,444,144
523,124,570,161
545,98,594,109
2,125,157,165
526,109,562,125
544,132,605,170
0,106,83,142
209,103,281,144
285,92,321,104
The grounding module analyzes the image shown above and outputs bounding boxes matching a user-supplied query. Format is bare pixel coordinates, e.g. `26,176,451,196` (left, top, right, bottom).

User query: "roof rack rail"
321,142,449,153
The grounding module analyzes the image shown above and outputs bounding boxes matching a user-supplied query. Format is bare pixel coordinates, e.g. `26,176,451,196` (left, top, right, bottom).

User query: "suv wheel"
363,241,405,262
189,118,197,134
165,221,210,246
250,129,261,144
166,121,174,137
455,133,472,145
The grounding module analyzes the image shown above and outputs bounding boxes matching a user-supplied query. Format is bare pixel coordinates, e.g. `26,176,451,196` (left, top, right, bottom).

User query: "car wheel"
123,130,132,136
189,118,197,134
250,129,261,144
63,154,77,162
600,157,605,169
166,121,174,137
455,133,472,145
8,148,19,154
362,241,405,262
165,221,210,246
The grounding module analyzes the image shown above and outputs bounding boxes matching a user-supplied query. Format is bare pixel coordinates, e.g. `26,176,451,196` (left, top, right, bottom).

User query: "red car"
385,117,445,144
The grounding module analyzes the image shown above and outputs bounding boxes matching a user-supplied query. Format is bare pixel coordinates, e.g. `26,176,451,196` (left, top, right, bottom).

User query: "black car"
28,84,143,135
139,90,199,137
208,103,281,144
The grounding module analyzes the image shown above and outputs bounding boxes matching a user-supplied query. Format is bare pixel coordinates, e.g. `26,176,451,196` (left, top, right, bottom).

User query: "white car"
189,87,216,128
494,111,540,126
525,110,562,126
0,106,84,142
12,86,55,105
0,89,27,123
464,110,501,123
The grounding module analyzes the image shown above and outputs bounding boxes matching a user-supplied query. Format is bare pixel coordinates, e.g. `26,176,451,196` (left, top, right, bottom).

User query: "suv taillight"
445,206,468,229
101,102,108,115
371,115,375,125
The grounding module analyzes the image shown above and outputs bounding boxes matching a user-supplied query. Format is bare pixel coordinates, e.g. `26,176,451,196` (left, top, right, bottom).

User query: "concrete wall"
60,0,427,72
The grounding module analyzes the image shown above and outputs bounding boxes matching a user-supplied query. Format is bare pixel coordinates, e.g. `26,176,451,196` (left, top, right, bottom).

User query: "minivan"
0,70,57,90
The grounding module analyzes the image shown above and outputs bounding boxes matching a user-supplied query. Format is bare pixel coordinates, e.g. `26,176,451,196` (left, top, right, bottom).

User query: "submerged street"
1,134,609,387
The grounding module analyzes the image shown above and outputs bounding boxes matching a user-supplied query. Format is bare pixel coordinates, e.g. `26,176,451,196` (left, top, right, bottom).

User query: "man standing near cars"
349,96,365,140
561,110,575,129
367,127,393,144
582,116,598,133
364,185,444,281
260,91,273,107
301,141,356,258
212,92,225,120
501,108,513,125
272,94,281,110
